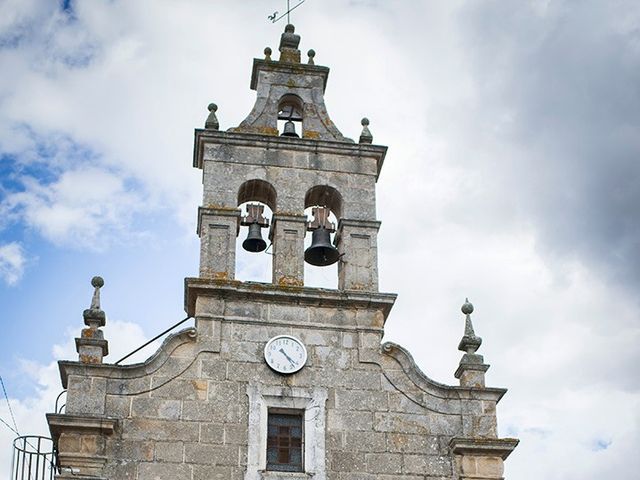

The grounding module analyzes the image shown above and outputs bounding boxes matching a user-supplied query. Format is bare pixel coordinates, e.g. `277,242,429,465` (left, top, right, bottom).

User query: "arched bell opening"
236,179,277,283
303,185,343,289
277,94,303,138
238,179,277,211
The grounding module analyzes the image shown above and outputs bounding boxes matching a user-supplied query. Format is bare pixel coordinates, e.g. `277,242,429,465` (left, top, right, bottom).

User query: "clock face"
264,335,307,374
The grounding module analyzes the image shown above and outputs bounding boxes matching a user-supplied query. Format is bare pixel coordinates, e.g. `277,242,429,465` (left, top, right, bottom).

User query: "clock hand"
279,348,296,366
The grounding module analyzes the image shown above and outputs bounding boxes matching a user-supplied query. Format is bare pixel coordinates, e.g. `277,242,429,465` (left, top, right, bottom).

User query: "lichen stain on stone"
256,126,279,136
213,271,229,281
205,204,239,212
388,433,409,449
234,126,279,136
277,276,304,288
349,283,370,291
303,130,320,139
79,354,100,364
372,312,385,328
192,380,208,400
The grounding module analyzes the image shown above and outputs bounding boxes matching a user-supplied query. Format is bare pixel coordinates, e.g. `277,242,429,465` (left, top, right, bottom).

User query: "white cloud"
3,167,146,248
0,242,25,285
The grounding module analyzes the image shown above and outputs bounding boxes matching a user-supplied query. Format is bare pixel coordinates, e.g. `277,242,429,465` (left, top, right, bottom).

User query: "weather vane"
268,0,306,24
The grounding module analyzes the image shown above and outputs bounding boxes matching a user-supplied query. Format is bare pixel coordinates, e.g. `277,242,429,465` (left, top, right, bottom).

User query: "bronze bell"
304,226,340,266
281,120,299,137
242,222,267,253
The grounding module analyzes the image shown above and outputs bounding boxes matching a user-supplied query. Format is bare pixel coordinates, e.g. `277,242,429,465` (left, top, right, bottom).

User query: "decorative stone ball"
285,24,295,33
208,103,217,112
264,47,272,56
361,117,370,126
91,276,104,288
461,300,474,315
307,49,315,59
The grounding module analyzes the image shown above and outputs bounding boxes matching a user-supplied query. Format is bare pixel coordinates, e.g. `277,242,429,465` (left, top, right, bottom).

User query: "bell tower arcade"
192,23,385,292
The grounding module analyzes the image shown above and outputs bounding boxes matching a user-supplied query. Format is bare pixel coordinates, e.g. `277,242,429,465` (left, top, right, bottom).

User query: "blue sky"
1,0,639,478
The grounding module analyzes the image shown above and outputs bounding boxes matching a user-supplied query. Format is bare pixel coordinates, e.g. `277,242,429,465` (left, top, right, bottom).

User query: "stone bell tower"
194,23,383,292
47,24,518,480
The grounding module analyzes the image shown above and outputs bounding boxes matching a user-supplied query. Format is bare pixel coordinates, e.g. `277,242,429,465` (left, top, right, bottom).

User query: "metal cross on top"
268,0,306,24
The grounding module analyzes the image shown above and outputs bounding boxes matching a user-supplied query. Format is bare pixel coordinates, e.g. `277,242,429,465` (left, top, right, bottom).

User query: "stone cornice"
337,218,382,229
250,58,330,91
47,414,117,439
455,361,490,379
378,342,507,403
271,213,308,223
192,129,387,179
197,206,241,235
184,277,396,320
74,337,109,356
449,437,520,460
58,327,198,387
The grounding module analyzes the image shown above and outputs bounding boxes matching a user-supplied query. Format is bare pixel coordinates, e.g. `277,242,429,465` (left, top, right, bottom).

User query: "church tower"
47,25,518,480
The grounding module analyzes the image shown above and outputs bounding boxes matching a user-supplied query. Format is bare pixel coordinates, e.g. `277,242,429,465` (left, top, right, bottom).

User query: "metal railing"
11,436,56,480
54,390,67,414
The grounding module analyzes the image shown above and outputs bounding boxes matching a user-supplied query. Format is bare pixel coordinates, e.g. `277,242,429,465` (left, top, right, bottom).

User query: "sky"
0,0,639,478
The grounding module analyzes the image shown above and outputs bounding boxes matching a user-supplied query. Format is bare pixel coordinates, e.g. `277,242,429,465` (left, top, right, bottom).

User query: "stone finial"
279,24,301,63
205,103,219,130
359,117,373,144
264,47,272,61
458,298,482,354
83,276,106,328
89,275,103,309
454,298,489,388
307,49,315,65
76,276,108,364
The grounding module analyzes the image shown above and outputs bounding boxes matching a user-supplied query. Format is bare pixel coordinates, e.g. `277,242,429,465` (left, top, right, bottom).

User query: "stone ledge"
55,474,106,480
47,414,117,439
449,437,520,460
193,129,387,178
184,277,397,319
454,362,490,379
75,337,108,356
260,472,313,479
197,206,241,235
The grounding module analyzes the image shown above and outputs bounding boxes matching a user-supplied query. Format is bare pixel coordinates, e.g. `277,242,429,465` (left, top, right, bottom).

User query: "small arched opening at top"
303,185,343,289
236,179,278,283
278,94,304,138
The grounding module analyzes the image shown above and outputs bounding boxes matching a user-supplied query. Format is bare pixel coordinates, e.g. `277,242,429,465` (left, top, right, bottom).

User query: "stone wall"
54,281,509,480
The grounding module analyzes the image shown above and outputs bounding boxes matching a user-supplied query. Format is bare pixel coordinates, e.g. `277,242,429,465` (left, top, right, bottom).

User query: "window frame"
266,409,305,472
245,384,328,480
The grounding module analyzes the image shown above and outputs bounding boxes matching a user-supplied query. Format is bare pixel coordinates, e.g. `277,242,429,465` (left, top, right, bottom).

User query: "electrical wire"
114,316,193,365
0,414,19,435
0,375,19,435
